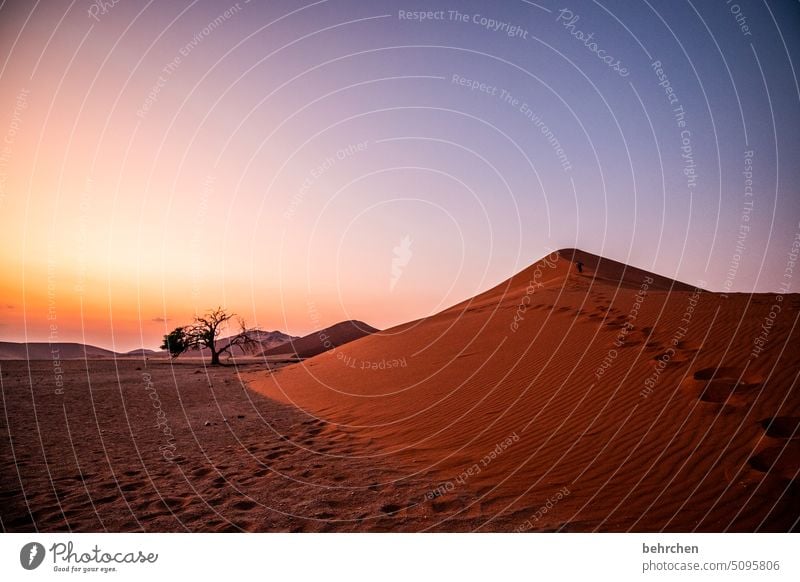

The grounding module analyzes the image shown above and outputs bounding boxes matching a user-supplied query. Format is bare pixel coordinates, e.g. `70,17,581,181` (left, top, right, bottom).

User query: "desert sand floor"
1,359,448,532
2,252,799,532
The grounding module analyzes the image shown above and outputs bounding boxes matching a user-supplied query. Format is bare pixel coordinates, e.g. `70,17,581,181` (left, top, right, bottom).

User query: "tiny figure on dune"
576,261,584,274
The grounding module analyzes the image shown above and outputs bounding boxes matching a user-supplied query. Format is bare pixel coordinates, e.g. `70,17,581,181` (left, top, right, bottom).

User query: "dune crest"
262,320,378,359
248,249,800,531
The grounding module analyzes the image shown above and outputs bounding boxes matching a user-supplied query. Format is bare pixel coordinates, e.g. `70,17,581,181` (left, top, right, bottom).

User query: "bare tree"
161,307,260,365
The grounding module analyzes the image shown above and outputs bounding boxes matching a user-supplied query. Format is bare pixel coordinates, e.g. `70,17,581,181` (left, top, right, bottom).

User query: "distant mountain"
0,342,119,360
0,329,299,360
125,348,157,356
188,329,299,357
261,320,378,359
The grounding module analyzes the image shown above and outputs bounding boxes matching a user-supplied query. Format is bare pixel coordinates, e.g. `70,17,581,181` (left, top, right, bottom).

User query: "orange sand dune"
248,249,800,531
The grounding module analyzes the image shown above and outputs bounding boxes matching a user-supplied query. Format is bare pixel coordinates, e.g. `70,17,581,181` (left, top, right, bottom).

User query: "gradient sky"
0,0,798,351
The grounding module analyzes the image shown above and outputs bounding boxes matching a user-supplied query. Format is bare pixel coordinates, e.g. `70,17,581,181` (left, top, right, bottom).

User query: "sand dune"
0,341,119,360
261,320,378,359
248,248,800,531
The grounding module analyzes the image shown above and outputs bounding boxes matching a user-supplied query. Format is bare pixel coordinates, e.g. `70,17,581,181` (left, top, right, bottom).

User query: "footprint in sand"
379,503,405,515
748,443,800,480
759,416,800,439
162,495,193,509
747,416,800,481
190,467,213,478
685,366,762,405
674,340,701,352
230,499,258,511
621,333,646,348
134,498,158,512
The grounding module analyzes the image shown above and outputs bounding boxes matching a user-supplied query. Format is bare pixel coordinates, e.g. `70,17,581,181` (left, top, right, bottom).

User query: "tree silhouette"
161,327,188,358
161,307,259,365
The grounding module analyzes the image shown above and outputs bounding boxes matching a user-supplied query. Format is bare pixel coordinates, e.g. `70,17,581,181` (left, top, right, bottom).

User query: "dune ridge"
248,248,800,531
261,320,378,359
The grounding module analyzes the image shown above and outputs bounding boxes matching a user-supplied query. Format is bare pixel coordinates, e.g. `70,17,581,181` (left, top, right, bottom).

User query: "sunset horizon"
3,242,795,353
